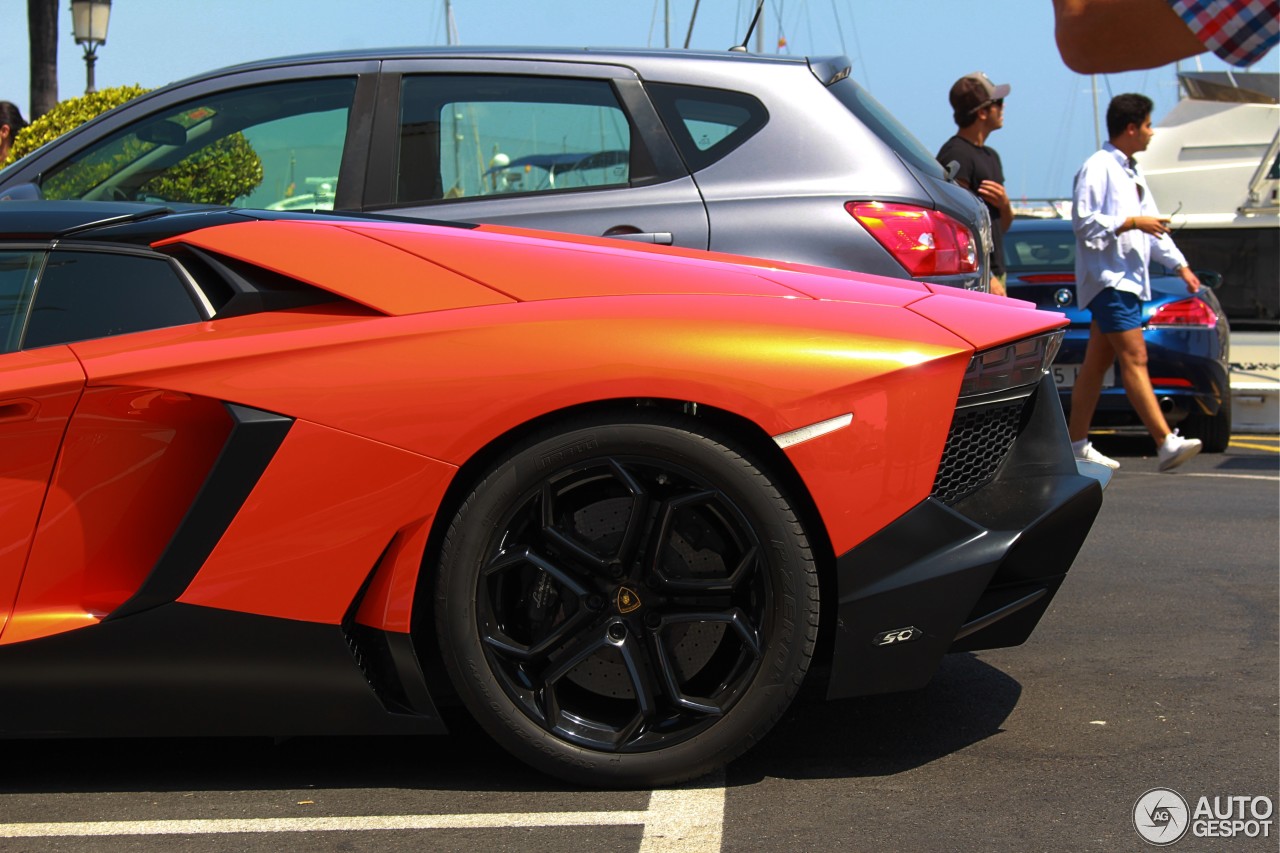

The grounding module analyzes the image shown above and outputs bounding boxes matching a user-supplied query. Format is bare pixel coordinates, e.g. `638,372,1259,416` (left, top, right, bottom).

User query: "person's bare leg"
1068,322,1116,443
1106,326,1172,445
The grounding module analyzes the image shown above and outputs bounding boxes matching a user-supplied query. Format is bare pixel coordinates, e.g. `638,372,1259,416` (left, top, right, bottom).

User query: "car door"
0,248,85,638
363,59,710,249
0,246,230,645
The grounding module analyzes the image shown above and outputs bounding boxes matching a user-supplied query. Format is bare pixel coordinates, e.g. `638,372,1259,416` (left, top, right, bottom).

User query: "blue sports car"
1005,219,1231,451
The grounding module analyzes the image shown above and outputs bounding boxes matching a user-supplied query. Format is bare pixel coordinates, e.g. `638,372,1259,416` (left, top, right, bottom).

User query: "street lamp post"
70,0,112,94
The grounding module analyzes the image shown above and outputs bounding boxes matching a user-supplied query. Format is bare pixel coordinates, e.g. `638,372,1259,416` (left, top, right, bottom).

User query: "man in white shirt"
1068,93,1204,472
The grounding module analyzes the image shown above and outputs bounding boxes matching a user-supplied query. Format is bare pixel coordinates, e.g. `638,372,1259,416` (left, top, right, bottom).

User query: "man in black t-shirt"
937,72,1014,296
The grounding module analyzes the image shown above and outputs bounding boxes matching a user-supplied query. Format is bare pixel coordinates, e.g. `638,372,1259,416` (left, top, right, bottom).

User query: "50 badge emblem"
873,627,921,646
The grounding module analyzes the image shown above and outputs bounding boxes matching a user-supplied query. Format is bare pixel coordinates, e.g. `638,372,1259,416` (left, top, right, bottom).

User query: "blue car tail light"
1149,297,1217,327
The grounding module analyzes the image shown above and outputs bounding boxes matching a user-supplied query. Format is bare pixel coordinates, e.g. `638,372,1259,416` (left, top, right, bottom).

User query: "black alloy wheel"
435,413,818,787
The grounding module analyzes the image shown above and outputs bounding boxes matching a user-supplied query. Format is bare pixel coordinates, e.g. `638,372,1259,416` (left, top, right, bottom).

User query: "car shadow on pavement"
0,715,578,796
1,655,1019,796
729,652,1021,783
1212,454,1280,472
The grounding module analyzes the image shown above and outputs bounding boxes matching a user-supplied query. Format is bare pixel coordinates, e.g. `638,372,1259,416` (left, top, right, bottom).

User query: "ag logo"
1134,787,1189,845
873,626,921,646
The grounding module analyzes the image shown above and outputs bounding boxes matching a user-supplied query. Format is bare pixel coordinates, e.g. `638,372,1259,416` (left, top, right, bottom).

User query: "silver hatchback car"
0,47,992,289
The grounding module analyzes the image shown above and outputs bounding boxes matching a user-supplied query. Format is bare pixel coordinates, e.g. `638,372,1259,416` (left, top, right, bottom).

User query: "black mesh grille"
342,623,412,712
931,398,1031,504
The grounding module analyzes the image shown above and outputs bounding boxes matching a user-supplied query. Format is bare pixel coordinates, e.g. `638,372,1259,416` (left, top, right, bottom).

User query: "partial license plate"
1051,364,1115,388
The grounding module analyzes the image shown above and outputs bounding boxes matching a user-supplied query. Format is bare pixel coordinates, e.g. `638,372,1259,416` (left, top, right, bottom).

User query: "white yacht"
1142,71,1278,328
1142,71,1279,432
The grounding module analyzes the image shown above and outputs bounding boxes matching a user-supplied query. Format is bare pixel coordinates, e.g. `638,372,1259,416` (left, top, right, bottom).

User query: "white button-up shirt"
1071,142,1187,310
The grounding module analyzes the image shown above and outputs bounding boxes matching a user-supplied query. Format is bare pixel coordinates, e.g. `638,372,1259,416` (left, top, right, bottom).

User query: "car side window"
645,83,767,172
23,251,203,349
38,78,357,210
0,250,43,354
396,75,634,204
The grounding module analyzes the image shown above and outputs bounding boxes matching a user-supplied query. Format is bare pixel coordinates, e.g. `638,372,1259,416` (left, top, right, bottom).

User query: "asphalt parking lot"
0,436,1274,852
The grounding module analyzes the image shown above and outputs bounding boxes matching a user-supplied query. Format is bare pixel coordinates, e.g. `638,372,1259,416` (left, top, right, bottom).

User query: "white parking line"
640,773,726,852
0,770,726,851
1134,471,1279,481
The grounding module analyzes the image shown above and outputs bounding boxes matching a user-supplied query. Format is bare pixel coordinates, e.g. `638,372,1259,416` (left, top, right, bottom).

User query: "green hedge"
7,85,150,161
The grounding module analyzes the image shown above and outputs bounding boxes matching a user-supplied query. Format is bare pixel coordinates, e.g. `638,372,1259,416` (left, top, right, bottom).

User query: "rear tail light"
1149,298,1217,327
847,202,978,277
958,331,1064,399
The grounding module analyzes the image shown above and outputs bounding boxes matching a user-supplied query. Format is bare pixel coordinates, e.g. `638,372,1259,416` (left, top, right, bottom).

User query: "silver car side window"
396,75,632,204
37,78,357,211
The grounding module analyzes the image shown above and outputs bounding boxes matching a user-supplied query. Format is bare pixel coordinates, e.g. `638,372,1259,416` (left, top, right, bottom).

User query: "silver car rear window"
647,83,768,173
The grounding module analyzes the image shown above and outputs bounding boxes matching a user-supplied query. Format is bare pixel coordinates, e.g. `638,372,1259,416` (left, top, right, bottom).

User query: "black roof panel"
0,201,186,239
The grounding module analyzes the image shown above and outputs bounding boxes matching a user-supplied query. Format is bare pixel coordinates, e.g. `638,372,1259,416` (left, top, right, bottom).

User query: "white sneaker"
1157,430,1202,471
1074,440,1120,470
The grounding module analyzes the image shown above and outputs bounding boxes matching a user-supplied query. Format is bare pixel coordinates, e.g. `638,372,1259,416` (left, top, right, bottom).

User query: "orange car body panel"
0,217,1069,640
343,222,815,302
0,348,84,637
4,388,231,644
66,298,974,574
354,516,436,633
156,221,514,315
176,418,455,625
908,289,1061,349
70,296,967,452
778,349,972,554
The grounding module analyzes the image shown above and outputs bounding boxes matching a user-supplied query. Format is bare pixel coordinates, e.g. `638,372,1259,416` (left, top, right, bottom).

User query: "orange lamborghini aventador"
0,201,1104,787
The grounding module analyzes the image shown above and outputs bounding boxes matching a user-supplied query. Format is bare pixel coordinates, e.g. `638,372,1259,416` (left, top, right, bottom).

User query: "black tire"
1181,403,1231,453
434,412,819,787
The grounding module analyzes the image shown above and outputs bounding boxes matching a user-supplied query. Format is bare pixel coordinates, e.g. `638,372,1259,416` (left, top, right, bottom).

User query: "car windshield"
1004,227,1076,272
827,77,945,179
1005,224,1187,276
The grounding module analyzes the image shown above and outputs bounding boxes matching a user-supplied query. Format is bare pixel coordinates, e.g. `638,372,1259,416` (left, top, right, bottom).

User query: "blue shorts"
1087,288,1143,333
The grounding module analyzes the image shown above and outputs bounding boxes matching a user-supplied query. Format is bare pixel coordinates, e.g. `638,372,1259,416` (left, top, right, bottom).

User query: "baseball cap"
949,72,1011,121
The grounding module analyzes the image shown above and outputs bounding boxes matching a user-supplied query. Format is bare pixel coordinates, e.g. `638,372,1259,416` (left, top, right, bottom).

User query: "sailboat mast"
445,0,459,46
1091,75,1101,150
684,0,701,48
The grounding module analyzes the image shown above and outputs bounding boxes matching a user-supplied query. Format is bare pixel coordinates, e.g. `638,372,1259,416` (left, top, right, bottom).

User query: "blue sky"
3,0,1271,198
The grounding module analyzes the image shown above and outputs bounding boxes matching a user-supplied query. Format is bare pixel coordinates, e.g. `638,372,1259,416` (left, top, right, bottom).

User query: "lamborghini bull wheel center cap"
615,585,642,614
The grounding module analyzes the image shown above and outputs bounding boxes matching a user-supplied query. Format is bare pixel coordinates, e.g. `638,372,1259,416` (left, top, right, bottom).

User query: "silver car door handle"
602,231,674,245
